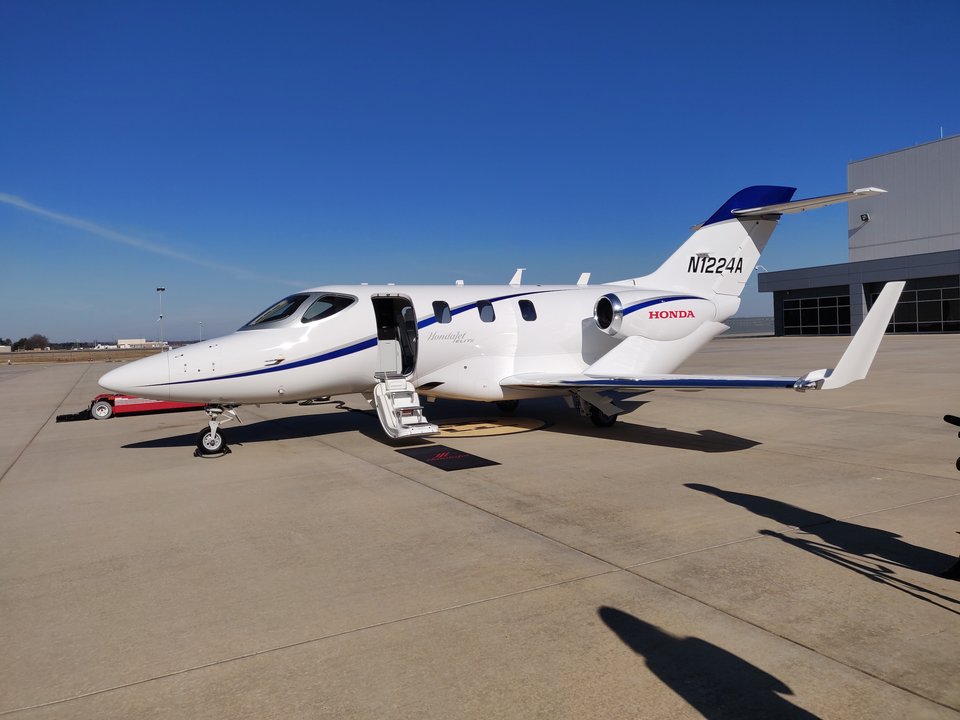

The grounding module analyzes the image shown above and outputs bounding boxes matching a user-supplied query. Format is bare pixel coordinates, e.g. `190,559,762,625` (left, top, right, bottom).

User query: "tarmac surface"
1,334,958,719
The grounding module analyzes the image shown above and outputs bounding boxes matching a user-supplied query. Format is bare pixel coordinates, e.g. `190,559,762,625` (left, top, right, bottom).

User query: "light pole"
156,287,166,349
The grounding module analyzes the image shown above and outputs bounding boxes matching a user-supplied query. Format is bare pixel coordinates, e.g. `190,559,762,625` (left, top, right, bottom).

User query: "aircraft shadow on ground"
545,420,759,453
122,409,378,450
685,484,960,612
598,606,820,720
122,397,759,454
428,397,761,454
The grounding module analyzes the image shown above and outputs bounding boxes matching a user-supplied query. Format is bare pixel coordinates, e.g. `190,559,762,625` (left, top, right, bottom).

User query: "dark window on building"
781,292,850,336
894,302,917,324
432,301,452,324
866,276,960,334
477,300,496,323
518,299,537,321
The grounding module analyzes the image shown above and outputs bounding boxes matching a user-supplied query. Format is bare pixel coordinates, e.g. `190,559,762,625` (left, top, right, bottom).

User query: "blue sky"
2,0,958,342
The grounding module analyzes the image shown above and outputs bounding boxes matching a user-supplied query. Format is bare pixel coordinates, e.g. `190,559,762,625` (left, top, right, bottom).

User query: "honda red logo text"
649,309,696,319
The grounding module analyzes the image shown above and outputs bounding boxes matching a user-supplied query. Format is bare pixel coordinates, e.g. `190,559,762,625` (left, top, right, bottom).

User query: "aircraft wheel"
589,406,617,428
197,428,225,454
90,400,113,420
956,456,960,473
496,400,519,414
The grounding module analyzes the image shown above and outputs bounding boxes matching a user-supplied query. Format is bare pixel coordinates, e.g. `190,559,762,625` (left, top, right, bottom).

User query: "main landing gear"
588,405,618,428
568,391,622,428
196,405,240,456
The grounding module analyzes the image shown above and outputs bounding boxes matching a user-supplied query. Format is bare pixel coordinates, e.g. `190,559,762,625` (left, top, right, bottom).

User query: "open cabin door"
371,296,419,377
368,296,437,439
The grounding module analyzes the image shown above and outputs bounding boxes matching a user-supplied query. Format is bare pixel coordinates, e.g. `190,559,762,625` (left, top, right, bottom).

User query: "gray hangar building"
758,134,960,336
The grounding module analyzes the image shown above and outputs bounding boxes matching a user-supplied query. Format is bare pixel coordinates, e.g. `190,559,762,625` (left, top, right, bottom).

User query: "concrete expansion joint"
0,364,92,486
3,558,955,716
0,567,627,717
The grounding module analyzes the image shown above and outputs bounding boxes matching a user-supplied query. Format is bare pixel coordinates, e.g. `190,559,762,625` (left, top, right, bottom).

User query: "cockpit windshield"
242,294,310,328
239,292,358,330
302,294,356,322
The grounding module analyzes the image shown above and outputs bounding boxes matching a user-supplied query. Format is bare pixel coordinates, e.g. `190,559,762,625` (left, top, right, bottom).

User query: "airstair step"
372,376,439,439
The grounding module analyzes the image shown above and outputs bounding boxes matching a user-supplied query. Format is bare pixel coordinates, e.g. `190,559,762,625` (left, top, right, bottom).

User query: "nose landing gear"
196,406,240,456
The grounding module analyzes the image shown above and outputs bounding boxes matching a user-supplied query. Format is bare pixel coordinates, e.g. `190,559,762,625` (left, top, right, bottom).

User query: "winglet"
509,268,525,286
811,281,904,390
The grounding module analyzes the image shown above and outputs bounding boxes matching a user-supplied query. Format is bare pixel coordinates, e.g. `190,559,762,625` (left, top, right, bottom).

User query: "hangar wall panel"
848,136,960,262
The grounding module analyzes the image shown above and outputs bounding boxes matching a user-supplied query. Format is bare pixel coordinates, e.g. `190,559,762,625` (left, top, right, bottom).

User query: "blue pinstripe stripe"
154,336,379,386
158,289,561,386
417,289,558,329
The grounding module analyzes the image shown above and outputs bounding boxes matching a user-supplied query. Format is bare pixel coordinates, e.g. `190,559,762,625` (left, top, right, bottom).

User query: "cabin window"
242,294,310,327
432,301,452,324
518,299,537,321
477,300,496,323
302,294,356,323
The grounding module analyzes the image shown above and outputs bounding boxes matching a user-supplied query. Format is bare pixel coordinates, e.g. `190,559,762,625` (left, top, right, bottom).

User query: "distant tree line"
1,335,101,351
6,334,50,350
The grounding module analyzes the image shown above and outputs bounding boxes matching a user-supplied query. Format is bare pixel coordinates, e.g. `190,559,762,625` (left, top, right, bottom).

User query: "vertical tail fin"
625,186,797,297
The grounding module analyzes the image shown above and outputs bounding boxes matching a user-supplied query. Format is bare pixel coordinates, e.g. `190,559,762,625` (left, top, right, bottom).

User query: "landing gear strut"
496,400,519,414
196,406,240,456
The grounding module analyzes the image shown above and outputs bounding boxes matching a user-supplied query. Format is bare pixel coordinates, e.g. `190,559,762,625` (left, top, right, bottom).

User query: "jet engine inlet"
594,294,623,336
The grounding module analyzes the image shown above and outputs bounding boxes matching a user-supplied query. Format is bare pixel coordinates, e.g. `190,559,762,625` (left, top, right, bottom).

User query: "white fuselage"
99,185,895,439
99,282,740,405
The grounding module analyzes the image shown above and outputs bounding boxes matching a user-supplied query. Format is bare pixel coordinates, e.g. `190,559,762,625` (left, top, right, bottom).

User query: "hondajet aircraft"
100,185,904,454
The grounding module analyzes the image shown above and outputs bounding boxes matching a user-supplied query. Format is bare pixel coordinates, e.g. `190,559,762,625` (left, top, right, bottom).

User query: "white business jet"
100,185,904,454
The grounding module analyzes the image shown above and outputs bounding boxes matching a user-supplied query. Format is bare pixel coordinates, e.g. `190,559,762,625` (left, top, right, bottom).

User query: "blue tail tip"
703,185,797,227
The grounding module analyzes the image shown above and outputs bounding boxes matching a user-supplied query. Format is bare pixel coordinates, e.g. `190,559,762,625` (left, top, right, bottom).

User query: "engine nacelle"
593,291,717,341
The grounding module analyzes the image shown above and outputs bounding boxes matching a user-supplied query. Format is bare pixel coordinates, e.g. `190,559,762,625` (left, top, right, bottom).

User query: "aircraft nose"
99,353,170,399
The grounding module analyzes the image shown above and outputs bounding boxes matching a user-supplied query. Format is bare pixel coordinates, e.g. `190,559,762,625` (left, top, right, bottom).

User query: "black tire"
956,456,960,473
90,400,113,420
496,400,519,414
589,406,617,428
197,428,225,454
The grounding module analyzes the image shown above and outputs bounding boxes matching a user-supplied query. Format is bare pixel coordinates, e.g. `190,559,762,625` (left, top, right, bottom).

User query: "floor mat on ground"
396,444,500,471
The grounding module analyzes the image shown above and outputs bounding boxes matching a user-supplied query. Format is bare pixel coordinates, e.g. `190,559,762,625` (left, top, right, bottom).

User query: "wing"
503,281,906,395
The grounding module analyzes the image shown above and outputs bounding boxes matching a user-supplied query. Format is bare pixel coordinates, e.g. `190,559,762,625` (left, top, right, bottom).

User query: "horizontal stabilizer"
732,187,886,217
